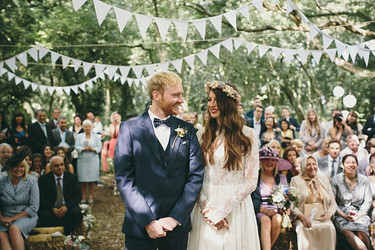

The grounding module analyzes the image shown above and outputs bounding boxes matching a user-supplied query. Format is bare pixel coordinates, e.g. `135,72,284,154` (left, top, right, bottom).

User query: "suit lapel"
140,112,164,165
168,117,183,171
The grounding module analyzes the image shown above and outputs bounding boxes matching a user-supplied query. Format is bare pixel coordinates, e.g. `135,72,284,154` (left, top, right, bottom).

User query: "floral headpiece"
205,81,241,103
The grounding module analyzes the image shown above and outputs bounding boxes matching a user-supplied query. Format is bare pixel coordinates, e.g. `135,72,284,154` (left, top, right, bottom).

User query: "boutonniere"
172,126,188,148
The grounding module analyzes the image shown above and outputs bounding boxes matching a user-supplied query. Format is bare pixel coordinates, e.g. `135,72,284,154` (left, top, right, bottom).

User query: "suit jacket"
277,117,300,132
48,119,58,130
363,114,375,143
114,111,204,239
247,118,267,140
318,155,342,178
52,128,75,156
38,172,81,211
28,121,55,154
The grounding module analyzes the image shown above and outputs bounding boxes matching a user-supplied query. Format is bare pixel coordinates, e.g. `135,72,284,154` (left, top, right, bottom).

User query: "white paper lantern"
343,95,357,108
333,86,345,97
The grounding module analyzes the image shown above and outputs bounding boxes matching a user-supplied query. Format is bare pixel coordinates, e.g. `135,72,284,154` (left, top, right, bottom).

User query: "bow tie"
154,117,172,128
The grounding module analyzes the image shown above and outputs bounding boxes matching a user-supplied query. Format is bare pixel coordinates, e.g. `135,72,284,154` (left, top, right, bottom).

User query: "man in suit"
363,104,375,143
28,109,55,154
318,139,342,179
245,97,264,120
48,108,61,130
247,105,267,144
277,107,300,133
38,156,82,235
52,116,75,159
114,71,204,250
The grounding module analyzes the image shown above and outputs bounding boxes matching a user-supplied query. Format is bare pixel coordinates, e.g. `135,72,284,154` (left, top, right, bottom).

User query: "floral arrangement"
64,234,89,250
270,185,298,228
172,126,187,148
205,81,241,103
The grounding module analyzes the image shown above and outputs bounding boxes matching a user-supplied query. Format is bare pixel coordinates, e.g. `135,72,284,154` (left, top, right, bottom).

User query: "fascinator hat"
259,147,292,171
2,147,28,172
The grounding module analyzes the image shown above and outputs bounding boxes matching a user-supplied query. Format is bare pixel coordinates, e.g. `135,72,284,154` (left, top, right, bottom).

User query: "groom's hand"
145,220,167,239
158,217,179,231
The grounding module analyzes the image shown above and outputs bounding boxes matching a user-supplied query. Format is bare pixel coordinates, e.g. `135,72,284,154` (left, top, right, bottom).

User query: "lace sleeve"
205,127,260,224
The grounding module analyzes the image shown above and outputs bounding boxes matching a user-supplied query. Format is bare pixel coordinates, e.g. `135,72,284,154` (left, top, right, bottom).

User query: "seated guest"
290,139,304,157
282,147,299,182
280,118,294,151
38,156,82,235
41,144,54,174
52,116,75,160
0,143,12,178
368,153,375,221
31,154,43,177
317,140,342,179
340,135,369,172
331,154,372,250
290,155,337,250
312,138,330,159
261,116,281,147
300,110,324,155
359,138,375,175
45,147,74,174
264,140,282,156
251,147,292,250
0,148,39,249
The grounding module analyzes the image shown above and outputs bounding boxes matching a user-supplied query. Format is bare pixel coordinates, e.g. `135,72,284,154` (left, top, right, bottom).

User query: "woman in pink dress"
108,112,121,159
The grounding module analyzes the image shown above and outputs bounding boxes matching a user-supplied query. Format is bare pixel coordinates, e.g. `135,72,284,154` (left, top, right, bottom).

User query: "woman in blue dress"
9,112,28,150
0,148,39,249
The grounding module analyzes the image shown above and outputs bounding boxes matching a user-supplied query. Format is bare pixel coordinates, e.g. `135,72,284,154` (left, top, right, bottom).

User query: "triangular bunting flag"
258,45,269,58
119,66,130,78
83,62,93,76
55,87,64,96
347,45,359,62
61,55,71,69
38,47,49,60
341,48,349,61
73,59,82,72
221,39,233,53
154,17,171,42
144,64,156,76
311,50,323,64
50,52,60,64
16,52,28,67
93,0,112,26
86,80,93,89
325,49,337,62
5,57,17,72
79,83,86,92
127,78,134,87
63,87,71,95
358,48,370,67
298,50,309,64
31,83,38,91
140,78,147,86
72,0,87,11
173,20,189,41
197,50,208,65
246,42,257,55
251,0,264,13
114,7,132,33
309,23,320,40
297,9,309,24
39,85,47,94
209,44,221,59
135,14,153,39
286,0,296,16
23,80,31,89
284,49,295,62
0,62,4,77
132,65,144,79
191,19,206,39
334,39,347,58
27,47,38,62
237,4,250,22
120,76,126,85
71,85,79,94
233,38,244,50
133,79,140,87
7,71,15,81
47,86,55,95
114,73,120,81
94,64,106,76
223,10,237,31
158,62,169,71
322,33,334,50
184,55,195,68
106,65,118,79
15,76,22,85
272,47,282,62
208,15,222,35
171,59,183,73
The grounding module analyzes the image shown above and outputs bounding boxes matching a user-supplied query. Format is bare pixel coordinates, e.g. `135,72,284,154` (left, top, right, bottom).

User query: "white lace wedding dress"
187,126,261,250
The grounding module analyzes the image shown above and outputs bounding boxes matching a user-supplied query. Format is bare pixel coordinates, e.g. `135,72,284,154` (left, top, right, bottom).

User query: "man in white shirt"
0,143,11,178
340,135,369,175
318,140,342,178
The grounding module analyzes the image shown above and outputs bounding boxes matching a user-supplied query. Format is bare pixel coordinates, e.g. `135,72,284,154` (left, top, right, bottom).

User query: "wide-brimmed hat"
1,147,28,172
259,147,292,171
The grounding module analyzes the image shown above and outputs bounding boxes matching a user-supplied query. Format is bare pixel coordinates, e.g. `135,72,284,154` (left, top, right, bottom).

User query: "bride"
188,81,260,250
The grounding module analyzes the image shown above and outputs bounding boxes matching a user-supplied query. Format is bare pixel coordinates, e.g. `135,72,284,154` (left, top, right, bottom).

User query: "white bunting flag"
141,78,147,86
27,47,38,62
286,0,296,16
358,48,370,67
114,73,120,81
50,52,60,64
183,55,195,68
158,62,169,71
209,44,221,59
79,83,86,92
309,23,320,40
197,50,208,65
311,50,323,64
119,66,130,78
131,65,144,79
31,83,38,91
55,87,63,96
272,47,283,62
298,50,309,64
127,78,133,87
73,59,82,72
39,85,47,94
114,7,132,33
284,49,296,62
237,4,250,22
61,55,71,69
86,79,94,89
94,64,106,75
16,52,28,67
325,49,337,62
5,57,17,72
63,87,71,95
233,38,244,50
191,19,207,40
23,80,31,89
208,15,222,35
38,47,49,59
334,39,347,58
71,85,79,94
106,65,118,79
93,0,112,26
171,59,183,73
7,71,15,81
251,0,264,13
173,20,189,41
221,39,233,53
347,46,358,62
15,76,22,85
223,10,237,31
72,0,87,11
341,48,349,61
0,62,4,77
144,64,156,76
47,86,55,95
135,14,153,39
322,33,334,50
83,62,93,76
297,9,309,24
246,42,257,55
133,79,140,87
120,76,126,85
258,45,269,58
154,18,171,42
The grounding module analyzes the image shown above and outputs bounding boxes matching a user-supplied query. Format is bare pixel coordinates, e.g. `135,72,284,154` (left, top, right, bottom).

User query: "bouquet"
270,185,298,228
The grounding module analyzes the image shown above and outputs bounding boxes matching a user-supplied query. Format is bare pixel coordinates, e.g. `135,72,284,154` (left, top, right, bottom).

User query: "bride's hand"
214,218,229,230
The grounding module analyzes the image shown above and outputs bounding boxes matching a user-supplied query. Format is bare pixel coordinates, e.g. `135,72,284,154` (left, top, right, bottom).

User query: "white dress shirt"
148,109,171,151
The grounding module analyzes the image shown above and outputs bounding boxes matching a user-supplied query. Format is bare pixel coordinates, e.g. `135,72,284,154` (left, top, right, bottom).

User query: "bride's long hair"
200,84,252,171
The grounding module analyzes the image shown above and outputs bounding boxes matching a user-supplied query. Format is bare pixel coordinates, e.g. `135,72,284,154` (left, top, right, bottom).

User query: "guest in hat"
0,148,39,249
251,147,292,250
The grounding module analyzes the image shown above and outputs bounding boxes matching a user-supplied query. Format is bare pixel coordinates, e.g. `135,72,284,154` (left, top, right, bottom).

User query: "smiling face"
343,155,358,176
287,150,297,164
308,111,316,122
265,117,274,129
36,111,46,124
56,149,66,159
305,157,318,178
0,146,11,162
208,91,220,119
11,162,25,179
50,156,65,177
281,120,289,130
83,123,92,134
15,115,23,124
44,146,53,158
154,84,184,117
254,107,263,121
347,137,359,151
262,158,278,173
264,110,273,119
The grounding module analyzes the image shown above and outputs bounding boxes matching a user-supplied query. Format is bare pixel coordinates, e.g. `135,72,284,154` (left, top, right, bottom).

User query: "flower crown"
205,81,241,102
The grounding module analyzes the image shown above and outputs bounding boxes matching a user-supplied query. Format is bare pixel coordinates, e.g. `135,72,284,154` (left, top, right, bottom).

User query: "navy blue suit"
114,111,204,250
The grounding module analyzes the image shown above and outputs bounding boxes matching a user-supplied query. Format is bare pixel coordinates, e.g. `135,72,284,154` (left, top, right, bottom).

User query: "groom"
114,71,204,250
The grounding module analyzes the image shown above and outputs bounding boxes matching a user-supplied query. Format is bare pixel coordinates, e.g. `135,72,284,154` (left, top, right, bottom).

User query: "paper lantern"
343,95,357,108
333,86,345,97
